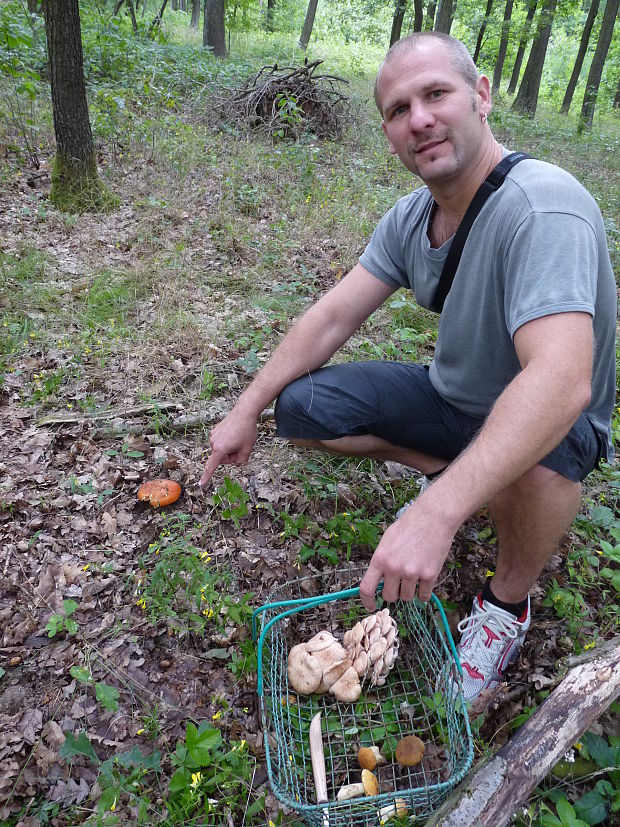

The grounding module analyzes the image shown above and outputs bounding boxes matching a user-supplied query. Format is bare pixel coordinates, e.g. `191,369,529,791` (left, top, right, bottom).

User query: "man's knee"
274,375,328,439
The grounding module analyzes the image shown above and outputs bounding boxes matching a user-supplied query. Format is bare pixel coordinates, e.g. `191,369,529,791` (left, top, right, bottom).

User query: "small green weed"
45,599,79,638
210,475,250,526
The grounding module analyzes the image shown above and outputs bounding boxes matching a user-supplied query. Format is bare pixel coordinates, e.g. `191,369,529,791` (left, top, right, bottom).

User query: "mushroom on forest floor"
377,797,409,823
137,479,181,507
336,768,379,801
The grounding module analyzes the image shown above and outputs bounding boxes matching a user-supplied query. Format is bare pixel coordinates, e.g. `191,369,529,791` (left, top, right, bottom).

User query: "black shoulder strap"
430,152,532,313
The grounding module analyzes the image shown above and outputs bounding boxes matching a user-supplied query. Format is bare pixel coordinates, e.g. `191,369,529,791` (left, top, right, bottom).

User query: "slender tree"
390,0,409,45
512,0,558,116
580,0,619,128
473,0,494,63
149,0,170,35
492,0,514,94
42,0,117,211
265,0,276,32
413,0,424,31
561,0,600,114
425,2,437,29
614,74,620,108
299,0,319,49
434,0,455,33
189,0,200,29
203,0,226,56
507,0,538,94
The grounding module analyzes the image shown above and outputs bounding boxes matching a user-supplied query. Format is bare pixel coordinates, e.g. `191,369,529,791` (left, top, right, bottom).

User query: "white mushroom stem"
336,782,366,801
378,798,409,822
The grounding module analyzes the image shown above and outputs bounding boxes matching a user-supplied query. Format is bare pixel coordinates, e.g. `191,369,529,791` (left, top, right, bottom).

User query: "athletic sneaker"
456,594,531,701
395,475,432,518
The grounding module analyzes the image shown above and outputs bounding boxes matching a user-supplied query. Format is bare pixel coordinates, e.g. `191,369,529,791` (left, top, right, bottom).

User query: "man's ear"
476,74,492,117
381,121,397,155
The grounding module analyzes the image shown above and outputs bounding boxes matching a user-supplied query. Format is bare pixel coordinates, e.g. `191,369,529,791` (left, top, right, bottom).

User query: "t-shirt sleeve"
359,203,409,289
503,211,598,338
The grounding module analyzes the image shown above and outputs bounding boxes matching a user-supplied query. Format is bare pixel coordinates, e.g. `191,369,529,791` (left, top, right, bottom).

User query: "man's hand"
199,409,259,487
359,497,456,611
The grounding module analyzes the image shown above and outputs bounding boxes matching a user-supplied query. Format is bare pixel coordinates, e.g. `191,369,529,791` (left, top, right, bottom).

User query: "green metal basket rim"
254,585,463,697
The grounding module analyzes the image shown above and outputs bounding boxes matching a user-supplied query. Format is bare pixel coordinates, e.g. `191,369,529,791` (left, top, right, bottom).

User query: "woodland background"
0,1,618,825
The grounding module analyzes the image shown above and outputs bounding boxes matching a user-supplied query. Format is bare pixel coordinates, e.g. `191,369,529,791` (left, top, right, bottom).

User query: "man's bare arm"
360,311,594,609
200,264,396,485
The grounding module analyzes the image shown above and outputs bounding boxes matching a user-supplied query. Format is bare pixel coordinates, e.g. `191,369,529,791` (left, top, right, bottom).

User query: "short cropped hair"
374,32,479,113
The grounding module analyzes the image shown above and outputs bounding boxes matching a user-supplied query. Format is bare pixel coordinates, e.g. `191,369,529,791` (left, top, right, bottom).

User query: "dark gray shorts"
274,361,604,483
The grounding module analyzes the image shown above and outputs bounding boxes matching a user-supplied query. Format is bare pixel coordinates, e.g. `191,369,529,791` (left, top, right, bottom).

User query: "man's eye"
392,104,408,116
430,90,444,100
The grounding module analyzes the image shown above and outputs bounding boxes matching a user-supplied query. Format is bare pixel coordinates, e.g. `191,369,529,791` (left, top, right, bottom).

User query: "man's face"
377,41,490,185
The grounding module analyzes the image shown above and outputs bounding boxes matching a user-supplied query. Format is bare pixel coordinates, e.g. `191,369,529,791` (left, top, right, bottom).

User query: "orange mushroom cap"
137,479,182,507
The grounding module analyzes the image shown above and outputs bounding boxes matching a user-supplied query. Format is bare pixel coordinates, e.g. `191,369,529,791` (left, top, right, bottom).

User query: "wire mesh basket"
253,566,474,826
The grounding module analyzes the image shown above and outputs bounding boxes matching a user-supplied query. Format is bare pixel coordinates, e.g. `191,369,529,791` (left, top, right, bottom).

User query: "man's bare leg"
289,434,449,476
488,464,582,604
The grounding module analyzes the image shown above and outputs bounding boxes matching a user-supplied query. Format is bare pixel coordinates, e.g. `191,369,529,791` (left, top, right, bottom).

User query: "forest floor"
1,73,619,826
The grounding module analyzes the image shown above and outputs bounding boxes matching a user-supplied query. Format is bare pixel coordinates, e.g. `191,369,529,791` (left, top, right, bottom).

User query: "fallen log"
426,636,620,827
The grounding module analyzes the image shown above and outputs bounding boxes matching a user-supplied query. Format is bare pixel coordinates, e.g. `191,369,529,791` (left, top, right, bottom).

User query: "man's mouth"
414,139,445,155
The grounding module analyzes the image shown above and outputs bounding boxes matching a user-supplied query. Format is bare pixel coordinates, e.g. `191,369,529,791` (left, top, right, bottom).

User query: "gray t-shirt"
359,158,616,456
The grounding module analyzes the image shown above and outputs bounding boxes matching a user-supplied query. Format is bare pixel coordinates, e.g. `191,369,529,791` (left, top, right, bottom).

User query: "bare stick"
309,711,330,826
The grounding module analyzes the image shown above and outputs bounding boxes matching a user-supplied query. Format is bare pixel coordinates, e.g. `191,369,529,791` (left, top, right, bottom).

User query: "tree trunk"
113,0,125,15
299,0,319,50
492,0,514,94
390,0,409,45
473,0,494,63
614,74,620,108
560,0,600,114
507,0,537,94
203,0,226,56
413,0,424,31
189,0,200,28
579,0,619,129
149,0,170,35
512,0,557,117
42,0,116,212
126,0,138,31
425,2,437,30
434,0,455,33
265,0,276,31
426,637,620,827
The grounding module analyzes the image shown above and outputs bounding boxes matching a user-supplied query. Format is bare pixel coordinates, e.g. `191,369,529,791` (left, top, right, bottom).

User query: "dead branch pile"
211,60,350,140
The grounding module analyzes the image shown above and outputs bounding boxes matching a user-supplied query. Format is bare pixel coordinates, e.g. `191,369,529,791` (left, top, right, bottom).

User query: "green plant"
210,476,250,526
136,516,254,640
167,721,265,823
45,599,79,638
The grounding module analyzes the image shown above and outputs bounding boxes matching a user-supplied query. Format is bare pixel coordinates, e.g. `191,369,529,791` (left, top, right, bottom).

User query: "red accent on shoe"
483,625,501,646
462,662,484,681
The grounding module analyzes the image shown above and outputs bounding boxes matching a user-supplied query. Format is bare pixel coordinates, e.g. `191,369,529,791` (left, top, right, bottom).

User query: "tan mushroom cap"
329,665,362,702
361,768,379,796
287,644,322,695
358,745,386,771
395,734,425,766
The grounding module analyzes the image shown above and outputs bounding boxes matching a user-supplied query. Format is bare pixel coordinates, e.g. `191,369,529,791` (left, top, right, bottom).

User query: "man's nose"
408,102,434,132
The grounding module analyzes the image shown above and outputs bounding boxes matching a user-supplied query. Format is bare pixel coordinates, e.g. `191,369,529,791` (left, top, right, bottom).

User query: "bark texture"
390,0,409,46
492,0,514,94
203,0,226,57
299,0,319,50
434,0,455,33
426,638,620,827
507,0,537,94
580,0,619,128
512,0,557,117
43,0,116,211
561,0,600,114
190,0,201,29
473,0,494,63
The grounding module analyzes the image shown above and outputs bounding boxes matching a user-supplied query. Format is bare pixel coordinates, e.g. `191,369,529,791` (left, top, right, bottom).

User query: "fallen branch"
426,636,620,827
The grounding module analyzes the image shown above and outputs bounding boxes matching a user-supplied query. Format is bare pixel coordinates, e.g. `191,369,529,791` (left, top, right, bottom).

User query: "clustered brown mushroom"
287,609,400,702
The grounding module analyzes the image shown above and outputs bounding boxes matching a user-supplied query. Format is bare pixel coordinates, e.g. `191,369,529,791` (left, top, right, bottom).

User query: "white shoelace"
457,604,519,669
